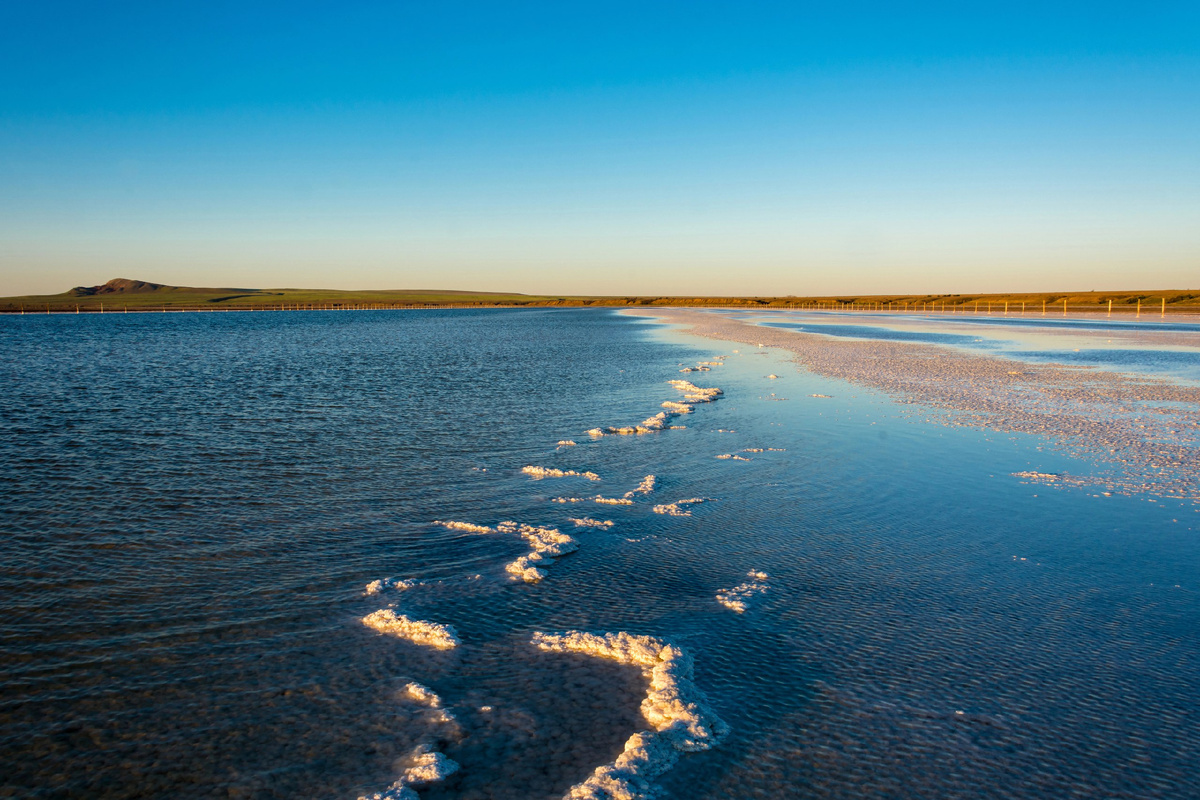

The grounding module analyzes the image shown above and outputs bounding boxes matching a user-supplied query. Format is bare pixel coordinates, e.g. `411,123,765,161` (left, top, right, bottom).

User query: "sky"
1,1,1198,296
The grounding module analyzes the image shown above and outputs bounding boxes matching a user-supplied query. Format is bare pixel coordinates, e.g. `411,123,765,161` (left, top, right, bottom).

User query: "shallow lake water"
731,309,1200,383
2,308,1197,799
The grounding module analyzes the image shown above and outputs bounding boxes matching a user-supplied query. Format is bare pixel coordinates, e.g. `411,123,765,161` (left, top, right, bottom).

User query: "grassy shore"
3,279,1199,314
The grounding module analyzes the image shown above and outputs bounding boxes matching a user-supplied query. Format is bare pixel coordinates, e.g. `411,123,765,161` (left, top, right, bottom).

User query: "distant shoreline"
3,277,1200,316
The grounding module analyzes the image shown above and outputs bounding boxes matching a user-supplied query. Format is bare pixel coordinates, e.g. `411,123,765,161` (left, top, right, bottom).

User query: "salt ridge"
496,521,578,583
364,578,421,596
523,465,601,481
433,520,494,534
623,475,656,498
716,571,770,613
651,498,712,517
569,517,614,529
532,630,729,800
587,380,722,438
361,610,460,649
358,745,460,800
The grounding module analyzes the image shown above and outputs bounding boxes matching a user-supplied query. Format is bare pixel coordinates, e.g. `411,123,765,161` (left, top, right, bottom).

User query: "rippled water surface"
2,309,1198,799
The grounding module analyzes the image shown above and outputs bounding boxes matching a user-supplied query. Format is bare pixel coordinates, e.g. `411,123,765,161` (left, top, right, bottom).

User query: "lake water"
731,310,1200,383
2,308,1198,799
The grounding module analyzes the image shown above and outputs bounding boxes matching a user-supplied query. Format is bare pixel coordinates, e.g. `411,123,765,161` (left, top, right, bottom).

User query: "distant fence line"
4,300,1200,316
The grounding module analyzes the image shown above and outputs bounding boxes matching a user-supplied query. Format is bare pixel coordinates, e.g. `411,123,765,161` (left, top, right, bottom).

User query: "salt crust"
651,498,712,517
523,465,601,481
357,745,460,800
587,380,722,438
532,631,729,800
553,495,634,506
557,440,577,447
361,609,460,649
715,454,751,461
716,571,770,613
433,520,493,534
364,578,420,595
569,517,614,529
496,520,579,583
623,475,656,498
432,519,579,583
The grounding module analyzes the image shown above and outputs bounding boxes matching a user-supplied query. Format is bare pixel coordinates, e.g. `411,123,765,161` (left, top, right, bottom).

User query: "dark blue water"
2,309,1198,799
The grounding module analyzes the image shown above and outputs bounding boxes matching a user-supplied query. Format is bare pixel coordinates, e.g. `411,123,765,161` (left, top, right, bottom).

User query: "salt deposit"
594,496,635,506
358,745,460,800
716,571,771,613
633,307,1200,504
651,498,712,517
667,379,723,403
569,517,614,529
532,630,728,800
715,454,751,461
522,466,601,481
494,521,578,583
586,378,722,438
433,520,493,534
364,578,420,595
623,475,656,498
403,682,443,707
557,440,577,447
361,610,460,649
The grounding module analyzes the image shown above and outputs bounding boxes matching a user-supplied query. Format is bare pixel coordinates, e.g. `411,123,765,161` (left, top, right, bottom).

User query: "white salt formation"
569,517,614,529
358,745,461,800
715,454,751,461
532,630,728,800
553,495,634,506
433,520,494,534
586,379,722,438
522,465,601,481
667,379,723,403
364,578,420,595
361,610,460,649
651,498,712,517
623,475,656,498
593,496,635,506
404,682,457,724
557,440,577,447
716,571,770,613
495,521,578,584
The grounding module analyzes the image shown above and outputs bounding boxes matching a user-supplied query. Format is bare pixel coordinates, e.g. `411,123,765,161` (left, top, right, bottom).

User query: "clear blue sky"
2,1,1197,296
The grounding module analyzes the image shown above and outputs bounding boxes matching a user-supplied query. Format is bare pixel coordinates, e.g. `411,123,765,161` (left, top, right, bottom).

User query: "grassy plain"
2,278,1198,314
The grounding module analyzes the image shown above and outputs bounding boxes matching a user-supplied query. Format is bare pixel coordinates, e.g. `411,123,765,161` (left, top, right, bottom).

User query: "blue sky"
2,2,1197,295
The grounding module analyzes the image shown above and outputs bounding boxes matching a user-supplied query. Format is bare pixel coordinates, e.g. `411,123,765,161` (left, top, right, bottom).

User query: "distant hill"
2,278,1198,314
69,278,176,296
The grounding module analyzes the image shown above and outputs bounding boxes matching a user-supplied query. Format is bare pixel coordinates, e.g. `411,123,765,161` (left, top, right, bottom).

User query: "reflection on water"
2,309,1199,798
737,311,1200,382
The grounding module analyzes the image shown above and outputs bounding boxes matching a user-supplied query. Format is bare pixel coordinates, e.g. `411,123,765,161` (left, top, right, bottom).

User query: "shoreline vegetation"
3,277,1200,315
